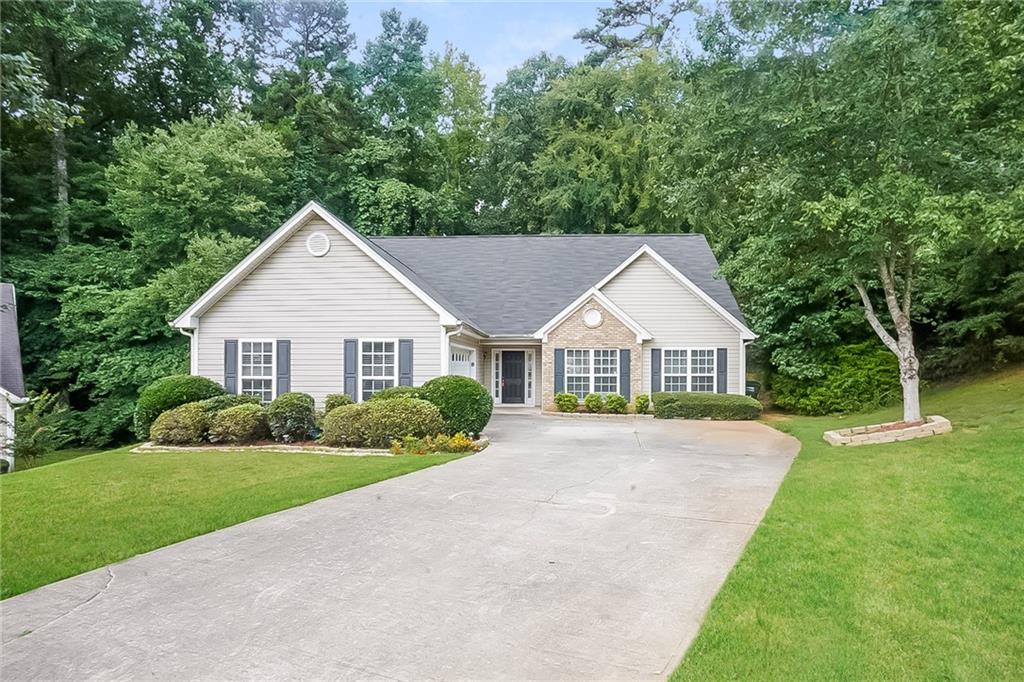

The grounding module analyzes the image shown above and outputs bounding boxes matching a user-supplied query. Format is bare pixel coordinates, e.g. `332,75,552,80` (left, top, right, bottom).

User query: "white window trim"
490,348,536,407
238,339,276,402
357,338,399,402
661,347,717,393
565,348,620,399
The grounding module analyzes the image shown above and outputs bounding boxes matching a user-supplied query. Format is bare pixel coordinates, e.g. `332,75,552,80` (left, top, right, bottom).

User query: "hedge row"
651,392,762,420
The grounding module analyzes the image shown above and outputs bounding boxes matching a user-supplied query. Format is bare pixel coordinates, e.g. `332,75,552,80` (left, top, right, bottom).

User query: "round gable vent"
306,231,331,257
583,308,603,328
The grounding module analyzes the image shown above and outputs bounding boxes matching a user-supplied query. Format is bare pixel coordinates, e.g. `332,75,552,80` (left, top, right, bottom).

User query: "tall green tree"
576,0,687,64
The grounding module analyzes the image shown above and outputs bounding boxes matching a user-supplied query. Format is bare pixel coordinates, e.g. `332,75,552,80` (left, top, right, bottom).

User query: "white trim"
740,340,749,395
490,348,537,407
357,338,399,402
533,288,652,343
0,386,28,404
594,244,757,340
172,201,459,329
238,339,276,403
661,347,718,393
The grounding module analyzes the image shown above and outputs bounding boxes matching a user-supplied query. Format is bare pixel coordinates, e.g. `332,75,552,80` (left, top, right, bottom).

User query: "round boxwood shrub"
605,393,627,414
320,399,444,448
320,403,371,447
554,393,579,413
150,402,208,445
367,386,421,401
583,393,604,413
134,375,224,440
634,394,650,414
266,392,316,443
208,403,269,444
324,393,354,414
419,375,492,435
198,393,259,416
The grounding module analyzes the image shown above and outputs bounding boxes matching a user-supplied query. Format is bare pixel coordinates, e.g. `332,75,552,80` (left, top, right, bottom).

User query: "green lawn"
15,447,103,470
0,447,464,599
673,367,1024,680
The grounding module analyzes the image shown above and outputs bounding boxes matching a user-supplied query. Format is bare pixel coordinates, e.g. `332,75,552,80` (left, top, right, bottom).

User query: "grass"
0,447,465,599
673,366,1024,680
15,447,102,470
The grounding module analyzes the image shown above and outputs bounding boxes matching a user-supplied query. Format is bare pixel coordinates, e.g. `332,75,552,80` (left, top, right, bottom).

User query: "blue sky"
346,1,611,87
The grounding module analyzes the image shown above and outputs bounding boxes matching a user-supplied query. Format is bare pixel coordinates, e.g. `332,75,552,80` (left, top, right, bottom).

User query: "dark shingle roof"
371,234,745,336
1,283,25,398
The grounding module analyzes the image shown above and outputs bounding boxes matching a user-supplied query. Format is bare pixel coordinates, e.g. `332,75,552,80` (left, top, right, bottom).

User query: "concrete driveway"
1,413,797,681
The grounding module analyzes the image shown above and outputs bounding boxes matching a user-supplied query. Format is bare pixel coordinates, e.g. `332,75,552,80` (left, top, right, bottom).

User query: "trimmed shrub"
320,403,371,447
367,386,421,402
134,375,224,440
419,375,493,435
208,404,269,444
771,342,899,415
324,393,354,413
605,393,627,414
198,394,259,416
320,399,444,448
583,393,604,413
651,392,762,420
554,393,579,413
150,402,208,444
634,394,650,414
266,392,316,442
389,432,482,455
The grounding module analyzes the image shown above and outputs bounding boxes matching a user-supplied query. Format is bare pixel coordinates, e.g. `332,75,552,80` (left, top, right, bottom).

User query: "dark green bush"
634,394,650,414
320,399,444,448
208,403,269,444
554,393,579,413
197,394,259,416
605,393,627,414
150,402,209,444
652,392,762,420
771,342,899,415
419,375,493,435
324,393,354,413
266,392,316,442
583,393,604,413
367,386,421,401
319,404,371,447
134,375,223,440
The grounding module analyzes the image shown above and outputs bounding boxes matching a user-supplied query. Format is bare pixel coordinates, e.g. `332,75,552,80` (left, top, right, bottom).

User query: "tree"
430,44,487,198
576,0,687,64
105,114,291,276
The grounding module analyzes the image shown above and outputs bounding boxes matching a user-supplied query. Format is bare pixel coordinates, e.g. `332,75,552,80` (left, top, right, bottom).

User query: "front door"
501,351,525,404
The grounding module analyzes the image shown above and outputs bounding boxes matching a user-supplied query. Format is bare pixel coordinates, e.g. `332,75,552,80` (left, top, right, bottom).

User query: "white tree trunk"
854,256,923,424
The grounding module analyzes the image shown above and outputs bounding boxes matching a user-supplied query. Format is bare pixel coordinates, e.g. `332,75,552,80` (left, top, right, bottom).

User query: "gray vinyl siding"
196,218,443,406
601,254,744,394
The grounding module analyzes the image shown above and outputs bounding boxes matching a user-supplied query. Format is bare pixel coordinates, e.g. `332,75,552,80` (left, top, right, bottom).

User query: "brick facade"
541,297,642,411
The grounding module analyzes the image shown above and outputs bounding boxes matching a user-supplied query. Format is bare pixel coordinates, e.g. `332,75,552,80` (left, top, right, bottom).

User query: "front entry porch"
488,346,540,407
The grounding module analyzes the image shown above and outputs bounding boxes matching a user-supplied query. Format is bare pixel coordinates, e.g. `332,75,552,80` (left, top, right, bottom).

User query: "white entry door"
450,345,476,379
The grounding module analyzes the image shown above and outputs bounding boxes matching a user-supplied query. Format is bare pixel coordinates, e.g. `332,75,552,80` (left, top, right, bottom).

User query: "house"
1,283,27,471
173,202,755,410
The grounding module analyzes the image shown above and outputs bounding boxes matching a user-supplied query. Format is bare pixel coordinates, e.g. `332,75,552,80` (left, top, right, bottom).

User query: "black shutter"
554,348,565,394
224,339,238,393
399,339,414,386
276,340,291,396
651,348,662,393
716,348,728,394
344,338,358,400
619,349,631,401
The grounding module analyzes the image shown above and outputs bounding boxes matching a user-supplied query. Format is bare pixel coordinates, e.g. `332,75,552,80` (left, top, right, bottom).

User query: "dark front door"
501,351,525,404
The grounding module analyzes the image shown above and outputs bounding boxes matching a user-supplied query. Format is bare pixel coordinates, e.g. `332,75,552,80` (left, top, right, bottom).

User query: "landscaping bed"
823,415,951,446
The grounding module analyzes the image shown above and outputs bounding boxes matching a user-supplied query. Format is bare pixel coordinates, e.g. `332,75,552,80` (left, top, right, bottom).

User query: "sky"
345,1,612,88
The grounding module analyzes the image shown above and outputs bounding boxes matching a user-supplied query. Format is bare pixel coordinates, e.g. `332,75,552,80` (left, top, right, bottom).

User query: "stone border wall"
823,415,951,447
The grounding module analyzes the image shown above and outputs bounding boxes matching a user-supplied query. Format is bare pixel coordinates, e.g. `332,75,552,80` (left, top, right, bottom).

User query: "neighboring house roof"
373,233,748,336
174,202,752,340
1,283,25,399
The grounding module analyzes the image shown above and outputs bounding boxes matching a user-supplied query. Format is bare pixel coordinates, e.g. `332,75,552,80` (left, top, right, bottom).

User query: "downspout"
179,327,197,375
443,323,465,375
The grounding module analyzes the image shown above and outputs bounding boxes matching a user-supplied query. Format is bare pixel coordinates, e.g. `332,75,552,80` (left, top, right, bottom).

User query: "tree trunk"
52,124,70,245
854,256,923,424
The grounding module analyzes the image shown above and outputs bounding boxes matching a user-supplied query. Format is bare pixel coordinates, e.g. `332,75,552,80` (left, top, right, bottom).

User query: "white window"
240,341,274,403
662,348,716,393
565,349,619,400
361,340,397,400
